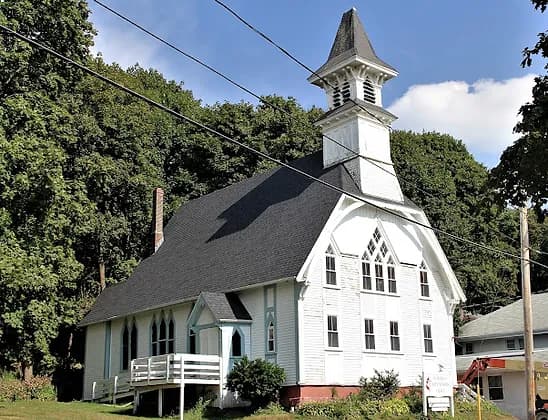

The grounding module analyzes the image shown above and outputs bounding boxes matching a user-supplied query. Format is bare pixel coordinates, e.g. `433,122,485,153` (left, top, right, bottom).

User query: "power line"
211,0,394,131
3,24,547,273
91,0,402,186
89,1,474,218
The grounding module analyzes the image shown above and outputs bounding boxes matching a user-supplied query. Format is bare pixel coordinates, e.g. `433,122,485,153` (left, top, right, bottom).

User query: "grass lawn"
0,400,516,419
0,400,296,420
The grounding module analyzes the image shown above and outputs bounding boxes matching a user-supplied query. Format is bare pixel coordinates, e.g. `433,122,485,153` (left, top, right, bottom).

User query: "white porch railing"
130,353,222,386
91,373,131,403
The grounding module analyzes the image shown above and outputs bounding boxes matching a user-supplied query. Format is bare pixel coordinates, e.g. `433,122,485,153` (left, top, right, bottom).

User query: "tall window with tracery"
151,313,175,356
325,245,337,286
419,261,429,297
361,228,397,294
121,319,137,371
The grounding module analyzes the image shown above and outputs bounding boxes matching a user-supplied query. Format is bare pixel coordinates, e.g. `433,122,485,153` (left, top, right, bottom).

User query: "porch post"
133,389,139,414
179,383,185,420
158,388,163,417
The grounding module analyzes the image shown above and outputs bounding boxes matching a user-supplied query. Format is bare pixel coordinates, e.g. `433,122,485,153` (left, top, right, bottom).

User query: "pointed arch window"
361,253,372,290
420,261,429,297
363,78,376,104
121,319,137,371
267,321,275,353
151,313,175,356
231,329,243,357
325,245,337,286
361,228,397,294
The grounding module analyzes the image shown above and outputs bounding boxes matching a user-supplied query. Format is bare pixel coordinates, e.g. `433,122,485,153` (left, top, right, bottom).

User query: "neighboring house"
79,8,465,412
456,292,548,419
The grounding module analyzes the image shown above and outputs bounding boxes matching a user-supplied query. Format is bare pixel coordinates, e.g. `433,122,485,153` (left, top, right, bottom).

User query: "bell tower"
309,8,403,203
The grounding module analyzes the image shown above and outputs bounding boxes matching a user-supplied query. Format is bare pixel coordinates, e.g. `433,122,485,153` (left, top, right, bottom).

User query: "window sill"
422,353,436,357
419,296,432,302
360,290,399,297
362,350,404,356
325,347,343,352
324,284,341,290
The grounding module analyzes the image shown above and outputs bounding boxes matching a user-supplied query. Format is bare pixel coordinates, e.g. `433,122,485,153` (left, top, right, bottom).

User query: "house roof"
79,151,361,326
201,292,252,322
456,348,548,373
458,292,548,340
313,8,397,76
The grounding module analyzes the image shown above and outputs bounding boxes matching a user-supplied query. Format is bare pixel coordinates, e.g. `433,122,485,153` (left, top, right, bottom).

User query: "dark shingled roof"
201,292,252,321
314,8,396,75
80,151,361,326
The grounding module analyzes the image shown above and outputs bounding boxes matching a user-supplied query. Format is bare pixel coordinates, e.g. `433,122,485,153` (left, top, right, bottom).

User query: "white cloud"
387,75,536,160
90,22,161,71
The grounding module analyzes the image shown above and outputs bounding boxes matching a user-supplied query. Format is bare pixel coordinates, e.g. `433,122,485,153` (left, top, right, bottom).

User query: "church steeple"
310,8,404,203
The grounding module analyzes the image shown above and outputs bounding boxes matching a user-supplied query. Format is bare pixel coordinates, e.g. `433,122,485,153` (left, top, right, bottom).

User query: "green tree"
391,131,519,309
490,0,547,219
0,0,95,379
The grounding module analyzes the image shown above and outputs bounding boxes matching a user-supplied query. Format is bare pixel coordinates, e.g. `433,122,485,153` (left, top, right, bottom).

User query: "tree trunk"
99,260,106,291
22,361,33,381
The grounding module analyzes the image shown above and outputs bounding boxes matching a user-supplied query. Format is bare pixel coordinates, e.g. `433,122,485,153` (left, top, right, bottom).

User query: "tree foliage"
391,131,519,307
225,356,286,410
0,0,532,384
491,0,547,219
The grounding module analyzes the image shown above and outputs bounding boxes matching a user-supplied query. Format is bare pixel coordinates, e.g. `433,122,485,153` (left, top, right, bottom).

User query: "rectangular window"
327,315,339,348
420,270,429,297
375,263,384,292
362,262,372,290
388,266,397,293
423,324,433,353
390,321,400,351
488,376,504,400
326,255,337,285
465,342,474,354
506,339,516,350
518,338,524,350
364,319,375,350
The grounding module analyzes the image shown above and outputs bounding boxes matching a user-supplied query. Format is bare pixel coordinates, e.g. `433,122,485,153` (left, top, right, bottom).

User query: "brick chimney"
152,188,164,253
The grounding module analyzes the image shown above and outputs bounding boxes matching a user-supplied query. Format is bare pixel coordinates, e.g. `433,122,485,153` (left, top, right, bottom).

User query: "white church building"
79,8,465,413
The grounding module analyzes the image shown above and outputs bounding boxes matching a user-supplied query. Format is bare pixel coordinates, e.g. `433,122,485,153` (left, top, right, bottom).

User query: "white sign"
423,369,453,397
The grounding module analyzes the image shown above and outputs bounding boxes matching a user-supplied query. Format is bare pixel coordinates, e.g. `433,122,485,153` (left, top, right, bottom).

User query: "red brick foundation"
281,385,361,407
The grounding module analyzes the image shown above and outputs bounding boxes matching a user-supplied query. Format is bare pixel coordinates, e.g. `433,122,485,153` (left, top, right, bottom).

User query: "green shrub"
225,356,285,410
25,376,56,401
0,378,27,402
359,369,400,400
403,387,423,414
253,402,286,416
380,398,410,416
185,397,210,420
356,399,382,418
0,376,56,402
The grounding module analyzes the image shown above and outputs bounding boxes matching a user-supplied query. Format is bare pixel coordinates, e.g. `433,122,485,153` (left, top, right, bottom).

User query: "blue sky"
89,0,545,167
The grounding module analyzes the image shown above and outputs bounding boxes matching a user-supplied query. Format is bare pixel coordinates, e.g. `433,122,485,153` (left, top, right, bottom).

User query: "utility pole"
520,206,535,420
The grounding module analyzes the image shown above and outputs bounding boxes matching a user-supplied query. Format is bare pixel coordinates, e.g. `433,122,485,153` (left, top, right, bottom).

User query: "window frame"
423,324,433,353
327,315,340,349
488,375,504,400
325,245,337,287
364,318,375,350
121,319,137,371
267,321,276,353
390,321,400,352
361,228,397,295
151,312,175,356
420,262,430,298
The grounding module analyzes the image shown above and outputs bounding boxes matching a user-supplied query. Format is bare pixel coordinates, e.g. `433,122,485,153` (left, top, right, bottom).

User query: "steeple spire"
309,8,403,203
325,8,395,73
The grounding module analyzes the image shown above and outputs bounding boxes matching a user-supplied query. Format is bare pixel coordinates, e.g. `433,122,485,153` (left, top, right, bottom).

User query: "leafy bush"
380,398,410,416
0,376,55,402
0,378,27,402
297,399,363,419
184,397,210,420
225,356,285,410
402,387,423,414
252,402,287,416
359,369,400,400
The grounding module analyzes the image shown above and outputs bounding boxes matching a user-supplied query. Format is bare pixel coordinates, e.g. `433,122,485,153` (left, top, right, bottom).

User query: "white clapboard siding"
83,323,106,401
